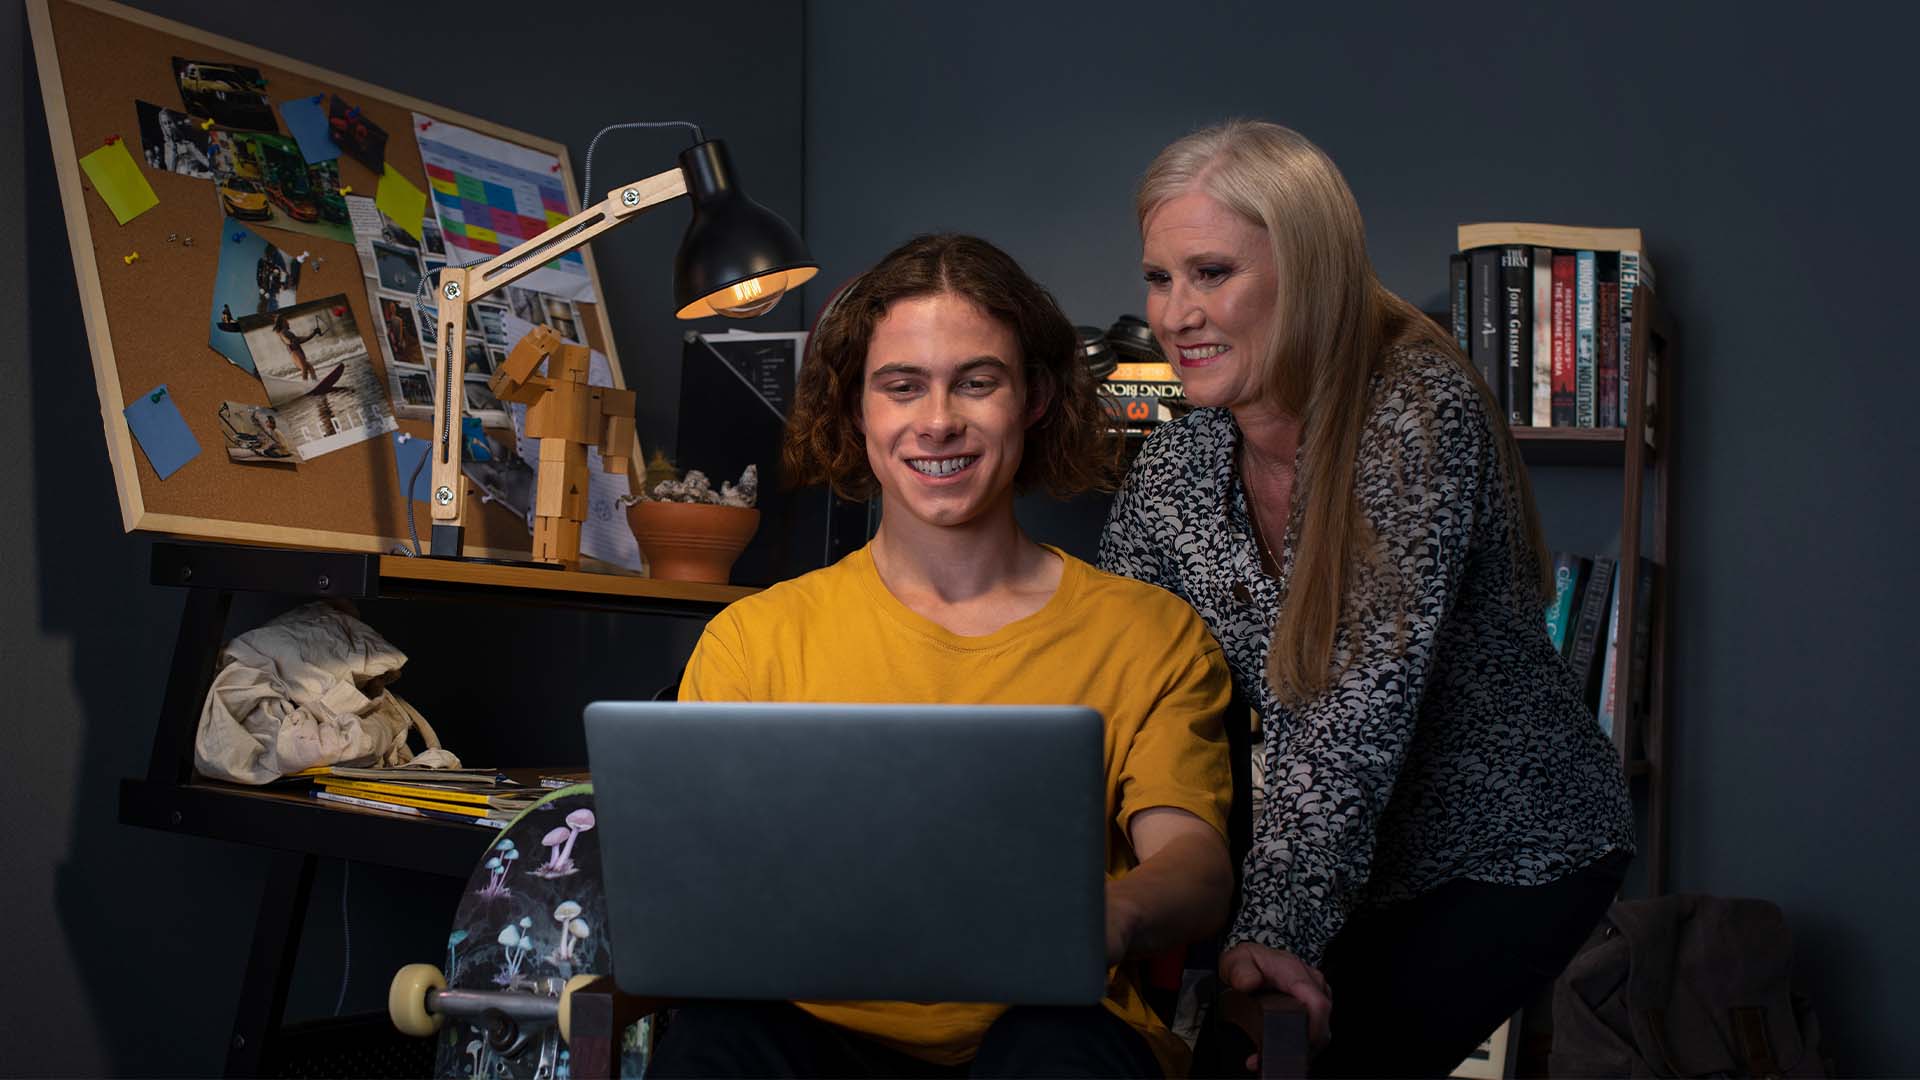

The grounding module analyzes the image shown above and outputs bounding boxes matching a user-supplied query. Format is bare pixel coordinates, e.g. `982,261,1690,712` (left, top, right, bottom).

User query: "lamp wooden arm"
428,168,689,556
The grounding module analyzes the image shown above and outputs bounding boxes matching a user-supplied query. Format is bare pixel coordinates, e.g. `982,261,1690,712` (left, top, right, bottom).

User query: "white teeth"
908,455,978,477
1180,345,1228,360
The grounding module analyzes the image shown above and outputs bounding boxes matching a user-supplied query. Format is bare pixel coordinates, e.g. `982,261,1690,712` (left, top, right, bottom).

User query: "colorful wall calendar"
414,112,597,301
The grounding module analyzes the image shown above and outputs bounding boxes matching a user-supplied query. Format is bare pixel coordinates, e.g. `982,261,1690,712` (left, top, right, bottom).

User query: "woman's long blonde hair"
1137,120,1549,704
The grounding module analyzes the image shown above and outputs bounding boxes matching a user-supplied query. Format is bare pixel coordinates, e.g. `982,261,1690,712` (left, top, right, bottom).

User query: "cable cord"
334,860,352,1016
581,121,704,207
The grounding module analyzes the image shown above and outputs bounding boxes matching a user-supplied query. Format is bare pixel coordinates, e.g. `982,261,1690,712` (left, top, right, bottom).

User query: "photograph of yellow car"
218,177,269,221
210,131,352,244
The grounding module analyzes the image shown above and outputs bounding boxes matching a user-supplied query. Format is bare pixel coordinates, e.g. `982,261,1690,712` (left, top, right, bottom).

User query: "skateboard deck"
435,785,649,1078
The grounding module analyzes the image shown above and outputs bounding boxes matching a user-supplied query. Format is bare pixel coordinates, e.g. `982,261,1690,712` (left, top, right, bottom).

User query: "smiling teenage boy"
646,234,1234,1079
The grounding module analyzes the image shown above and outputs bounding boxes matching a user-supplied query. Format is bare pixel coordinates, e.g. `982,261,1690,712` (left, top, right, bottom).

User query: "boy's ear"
1025,378,1052,428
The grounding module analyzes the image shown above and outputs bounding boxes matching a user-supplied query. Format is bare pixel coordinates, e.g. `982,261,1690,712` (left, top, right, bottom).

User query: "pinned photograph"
212,131,352,243
544,296,581,343
216,400,296,464
136,100,215,179
464,375,511,427
173,58,276,131
237,295,398,460
327,95,389,174
371,240,423,296
421,216,447,258
476,304,508,348
210,225,300,374
397,370,434,411
378,213,421,251
463,430,535,522
506,286,547,328
378,297,425,368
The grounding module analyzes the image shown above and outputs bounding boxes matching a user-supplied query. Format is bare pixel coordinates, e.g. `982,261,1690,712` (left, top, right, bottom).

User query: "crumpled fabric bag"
194,600,459,784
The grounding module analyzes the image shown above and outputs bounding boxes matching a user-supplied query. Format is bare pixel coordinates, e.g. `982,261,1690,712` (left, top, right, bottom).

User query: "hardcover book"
1599,557,1659,742
1574,251,1598,428
1469,247,1506,417
1596,252,1621,428
1568,555,1617,713
1544,551,1592,656
1551,253,1576,426
1531,246,1553,426
1595,571,1623,737
1618,250,1645,427
1450,252,1470,354
1500,246,1531,427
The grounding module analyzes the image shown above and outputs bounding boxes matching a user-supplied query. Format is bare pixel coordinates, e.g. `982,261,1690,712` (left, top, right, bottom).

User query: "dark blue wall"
4,2,802,1074
802,1,1918,1071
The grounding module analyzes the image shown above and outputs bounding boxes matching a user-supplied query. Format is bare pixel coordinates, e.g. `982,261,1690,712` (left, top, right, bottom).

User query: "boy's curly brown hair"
783,233,1120,501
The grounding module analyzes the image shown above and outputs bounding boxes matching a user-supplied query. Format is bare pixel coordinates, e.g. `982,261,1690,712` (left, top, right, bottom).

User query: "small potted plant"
620,463,760,584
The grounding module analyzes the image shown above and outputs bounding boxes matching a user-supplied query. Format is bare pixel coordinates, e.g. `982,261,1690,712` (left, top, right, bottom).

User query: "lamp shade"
673,140,818,319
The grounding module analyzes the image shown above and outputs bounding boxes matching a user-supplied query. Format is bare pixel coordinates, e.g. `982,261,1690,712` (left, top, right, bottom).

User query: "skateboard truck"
390,963,599,1054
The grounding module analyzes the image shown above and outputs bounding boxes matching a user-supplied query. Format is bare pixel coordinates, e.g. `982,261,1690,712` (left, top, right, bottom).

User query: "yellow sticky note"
78,140,159,225
377,164,427,244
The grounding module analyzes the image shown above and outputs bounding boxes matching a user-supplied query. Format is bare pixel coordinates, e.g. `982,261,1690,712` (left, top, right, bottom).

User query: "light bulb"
712,272,787,319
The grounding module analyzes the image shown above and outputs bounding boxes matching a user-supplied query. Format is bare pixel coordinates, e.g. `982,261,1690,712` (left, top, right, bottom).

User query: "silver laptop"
581,701,1106,1004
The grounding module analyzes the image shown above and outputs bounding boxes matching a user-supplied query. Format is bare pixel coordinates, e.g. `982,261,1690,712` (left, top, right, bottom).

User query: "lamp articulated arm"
427,168,689,558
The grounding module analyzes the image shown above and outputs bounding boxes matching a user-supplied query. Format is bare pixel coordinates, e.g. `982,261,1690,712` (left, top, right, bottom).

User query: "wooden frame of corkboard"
25,0,630,560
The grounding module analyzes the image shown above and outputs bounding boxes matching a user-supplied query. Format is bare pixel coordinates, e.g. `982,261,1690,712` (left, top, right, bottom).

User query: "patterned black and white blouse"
1098,344,1635,965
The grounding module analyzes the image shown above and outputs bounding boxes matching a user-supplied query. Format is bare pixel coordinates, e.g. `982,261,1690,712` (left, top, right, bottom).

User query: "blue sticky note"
279,95,341,164
393,431,432,502
123,385,201,480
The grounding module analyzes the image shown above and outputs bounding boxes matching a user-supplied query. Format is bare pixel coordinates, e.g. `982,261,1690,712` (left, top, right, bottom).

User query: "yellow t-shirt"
679,543,1231,1075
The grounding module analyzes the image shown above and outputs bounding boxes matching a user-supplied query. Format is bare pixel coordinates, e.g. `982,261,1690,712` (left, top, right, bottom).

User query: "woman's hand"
1219,940,1332,1063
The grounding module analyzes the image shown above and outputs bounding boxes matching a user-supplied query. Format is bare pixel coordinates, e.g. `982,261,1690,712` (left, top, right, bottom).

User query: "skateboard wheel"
389,962,447,1036
556,973,600,1046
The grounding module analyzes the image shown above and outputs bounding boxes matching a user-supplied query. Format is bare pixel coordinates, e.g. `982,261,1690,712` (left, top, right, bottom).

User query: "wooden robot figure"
488,324,639,569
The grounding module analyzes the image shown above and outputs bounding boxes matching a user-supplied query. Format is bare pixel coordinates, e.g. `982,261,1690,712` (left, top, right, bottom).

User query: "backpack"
1551,895,1827,1078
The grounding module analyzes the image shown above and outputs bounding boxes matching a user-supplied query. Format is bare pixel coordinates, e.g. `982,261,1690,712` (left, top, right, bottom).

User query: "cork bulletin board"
25,0,627,559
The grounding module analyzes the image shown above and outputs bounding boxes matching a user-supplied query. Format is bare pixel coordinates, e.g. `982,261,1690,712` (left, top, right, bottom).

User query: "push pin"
311,255,325,269
123,252,139,265
182,236,195,247
199,118,215,130
166,232,178,243
338,185,352,195
296,251,310,263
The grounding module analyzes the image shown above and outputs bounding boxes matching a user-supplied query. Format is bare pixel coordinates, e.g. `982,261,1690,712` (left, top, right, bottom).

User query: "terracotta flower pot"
626,500,760,584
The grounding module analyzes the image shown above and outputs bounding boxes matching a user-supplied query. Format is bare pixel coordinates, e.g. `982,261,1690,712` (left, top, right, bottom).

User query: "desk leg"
226,850,317,1078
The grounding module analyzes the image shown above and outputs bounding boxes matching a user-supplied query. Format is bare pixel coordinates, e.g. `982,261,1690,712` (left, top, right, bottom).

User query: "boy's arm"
1107,806,1233,962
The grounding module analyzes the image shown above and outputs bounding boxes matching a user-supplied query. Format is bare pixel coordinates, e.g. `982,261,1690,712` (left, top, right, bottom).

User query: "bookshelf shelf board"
1513,427,1638,468
151,540,754,618
120,777,490,878
377,554,756,611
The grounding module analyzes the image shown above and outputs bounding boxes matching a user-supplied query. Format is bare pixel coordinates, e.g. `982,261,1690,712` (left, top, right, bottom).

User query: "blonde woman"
1099,121,1635,1076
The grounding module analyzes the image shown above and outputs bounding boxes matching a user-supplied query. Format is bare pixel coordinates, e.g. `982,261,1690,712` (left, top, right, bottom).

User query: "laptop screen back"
582,701,1106,1004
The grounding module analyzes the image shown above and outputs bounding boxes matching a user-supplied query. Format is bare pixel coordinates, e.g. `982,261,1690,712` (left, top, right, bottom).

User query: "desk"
121,541,750,1076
